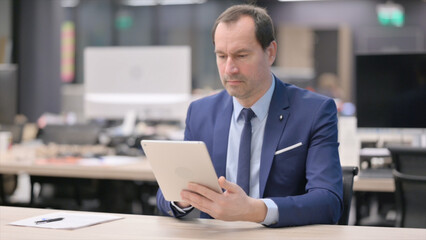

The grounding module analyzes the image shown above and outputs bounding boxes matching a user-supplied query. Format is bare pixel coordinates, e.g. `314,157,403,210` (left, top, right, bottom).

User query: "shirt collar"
233,74,275,122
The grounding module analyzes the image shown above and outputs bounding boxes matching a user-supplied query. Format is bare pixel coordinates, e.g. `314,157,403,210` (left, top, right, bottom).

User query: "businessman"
157,4,343,227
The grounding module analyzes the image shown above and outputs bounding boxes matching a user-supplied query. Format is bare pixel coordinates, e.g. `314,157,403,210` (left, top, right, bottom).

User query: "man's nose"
225,57,238,75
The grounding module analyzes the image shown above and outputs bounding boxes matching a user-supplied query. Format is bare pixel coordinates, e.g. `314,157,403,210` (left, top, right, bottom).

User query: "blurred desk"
2,152,396,192
0,156,155,181
0,149,156,213
2,206,426,240
353,177,395,192
1,148,395,192
353,169,395,192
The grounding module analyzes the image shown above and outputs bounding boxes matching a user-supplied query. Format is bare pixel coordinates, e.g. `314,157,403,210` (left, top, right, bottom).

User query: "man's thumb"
218,176,236,192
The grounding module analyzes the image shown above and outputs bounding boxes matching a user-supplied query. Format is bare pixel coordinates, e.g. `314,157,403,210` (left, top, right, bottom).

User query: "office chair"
389,146,426,228
338,166,359,225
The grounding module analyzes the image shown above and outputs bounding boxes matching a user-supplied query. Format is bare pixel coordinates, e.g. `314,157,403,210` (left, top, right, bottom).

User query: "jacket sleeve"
269,99,343,227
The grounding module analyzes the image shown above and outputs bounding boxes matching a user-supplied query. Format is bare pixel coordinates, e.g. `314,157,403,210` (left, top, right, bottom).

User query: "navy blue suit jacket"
157,78,343,227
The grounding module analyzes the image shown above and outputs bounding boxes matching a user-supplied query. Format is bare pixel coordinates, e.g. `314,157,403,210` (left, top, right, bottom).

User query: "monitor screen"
356,53,426,128
84,46,191,122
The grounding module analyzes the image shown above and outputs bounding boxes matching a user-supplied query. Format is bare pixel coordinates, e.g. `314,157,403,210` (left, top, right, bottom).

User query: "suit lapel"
211,94,233,178
259,79,290,197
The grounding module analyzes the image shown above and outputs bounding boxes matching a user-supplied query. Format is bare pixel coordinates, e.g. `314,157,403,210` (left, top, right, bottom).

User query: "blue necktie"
237,108,255,195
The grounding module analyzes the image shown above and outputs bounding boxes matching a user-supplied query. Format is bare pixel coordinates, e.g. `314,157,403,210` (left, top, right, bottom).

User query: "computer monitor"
0,64,17,124
84,46,191,122
355,53,426,129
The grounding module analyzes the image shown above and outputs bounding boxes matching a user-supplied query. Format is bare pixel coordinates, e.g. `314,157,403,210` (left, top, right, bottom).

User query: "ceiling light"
122,0,157,6
122,0,206,6
278,0,324,2
61,0,79,8
160,0,206,5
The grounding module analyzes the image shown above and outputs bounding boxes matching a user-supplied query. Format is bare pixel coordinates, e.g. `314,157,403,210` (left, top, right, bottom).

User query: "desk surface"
353,176,395,192
0,156,394,192
354,169,395,192
1,145,394,192
0,157,156,181
1,206,425,240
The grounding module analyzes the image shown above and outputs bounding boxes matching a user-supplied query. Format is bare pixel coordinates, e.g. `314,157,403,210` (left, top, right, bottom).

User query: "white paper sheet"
9,212,123,230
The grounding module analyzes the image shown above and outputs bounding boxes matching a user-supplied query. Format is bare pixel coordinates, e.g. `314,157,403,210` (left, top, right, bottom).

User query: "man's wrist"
247,198,268,223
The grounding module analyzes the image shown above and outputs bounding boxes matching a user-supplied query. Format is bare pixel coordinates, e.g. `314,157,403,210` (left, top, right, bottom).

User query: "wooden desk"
1,155,397,193
0,157,155,181
353,177,395,192
1,144,395,192
0,157,157,213
1,206,425,240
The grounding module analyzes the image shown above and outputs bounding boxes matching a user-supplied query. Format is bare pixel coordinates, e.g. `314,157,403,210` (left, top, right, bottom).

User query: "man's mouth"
224,75,245,84
226,80,243,85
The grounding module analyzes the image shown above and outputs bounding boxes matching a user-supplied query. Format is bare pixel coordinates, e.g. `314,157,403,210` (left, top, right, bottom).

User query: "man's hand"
180,176,267,223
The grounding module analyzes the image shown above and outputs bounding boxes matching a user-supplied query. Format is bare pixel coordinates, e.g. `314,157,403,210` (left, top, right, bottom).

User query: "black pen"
35,217,64,225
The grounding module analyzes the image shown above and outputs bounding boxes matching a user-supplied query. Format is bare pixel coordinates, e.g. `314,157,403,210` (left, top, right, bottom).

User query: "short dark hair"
212,4,275,50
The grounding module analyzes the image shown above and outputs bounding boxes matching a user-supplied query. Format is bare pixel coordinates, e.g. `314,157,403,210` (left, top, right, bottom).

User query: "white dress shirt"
226,75,278,225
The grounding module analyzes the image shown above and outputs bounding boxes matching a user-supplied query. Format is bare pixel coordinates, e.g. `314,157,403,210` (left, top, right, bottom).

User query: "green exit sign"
377,2,404,27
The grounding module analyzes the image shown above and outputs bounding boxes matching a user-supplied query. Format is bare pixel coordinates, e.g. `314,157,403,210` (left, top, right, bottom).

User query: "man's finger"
181,190,213,214
187,182,222,202
218,176,240,194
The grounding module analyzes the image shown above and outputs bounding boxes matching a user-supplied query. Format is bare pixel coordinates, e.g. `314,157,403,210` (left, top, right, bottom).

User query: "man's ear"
266,41,277,65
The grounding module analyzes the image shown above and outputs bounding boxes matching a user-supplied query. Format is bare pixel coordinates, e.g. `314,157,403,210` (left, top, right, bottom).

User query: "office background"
1,0,426,122
1,0,426,228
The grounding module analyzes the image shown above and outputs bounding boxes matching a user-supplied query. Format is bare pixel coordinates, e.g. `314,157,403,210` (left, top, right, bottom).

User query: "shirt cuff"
171,201,194,214
260,198,279,225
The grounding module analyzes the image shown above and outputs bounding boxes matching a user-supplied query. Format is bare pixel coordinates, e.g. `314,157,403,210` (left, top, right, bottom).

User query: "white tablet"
141,140,222,201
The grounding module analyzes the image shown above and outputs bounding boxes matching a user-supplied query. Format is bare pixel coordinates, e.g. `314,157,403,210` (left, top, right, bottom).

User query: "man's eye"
238,54,247,58
217,55,226,59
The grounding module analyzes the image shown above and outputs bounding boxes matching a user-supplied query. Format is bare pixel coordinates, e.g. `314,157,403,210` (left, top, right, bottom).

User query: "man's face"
214,16,276,107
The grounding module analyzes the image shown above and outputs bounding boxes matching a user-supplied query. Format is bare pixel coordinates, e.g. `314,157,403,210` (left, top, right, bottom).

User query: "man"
157,4,343,227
